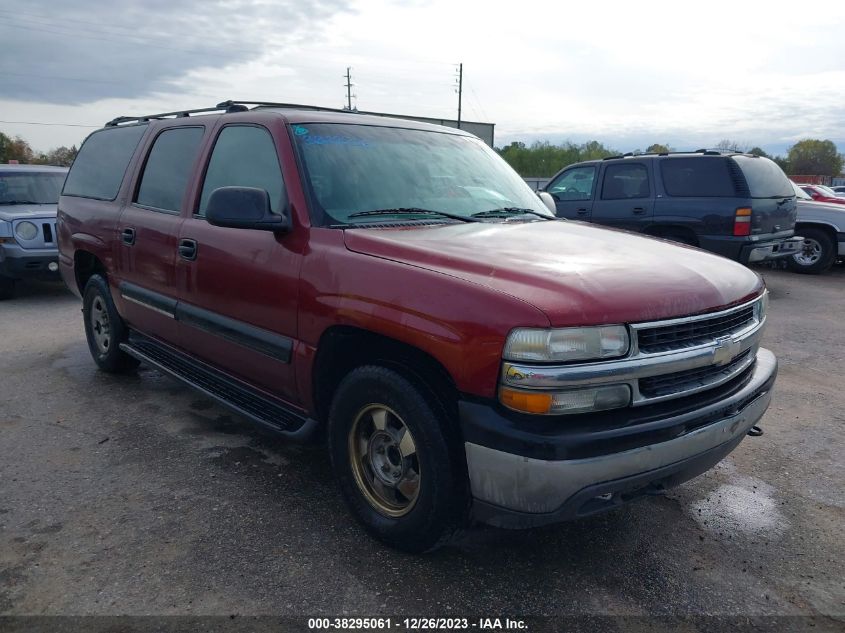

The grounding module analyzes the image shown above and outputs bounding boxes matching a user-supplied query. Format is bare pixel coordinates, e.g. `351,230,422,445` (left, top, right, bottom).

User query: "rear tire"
328,365,468,553
82,274,140,373
787,228,835,274
0,276,15,300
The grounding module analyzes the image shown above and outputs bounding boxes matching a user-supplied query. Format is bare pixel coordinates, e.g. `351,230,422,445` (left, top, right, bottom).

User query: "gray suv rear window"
63,125,146,200
731,156,794,198
659,158,736,197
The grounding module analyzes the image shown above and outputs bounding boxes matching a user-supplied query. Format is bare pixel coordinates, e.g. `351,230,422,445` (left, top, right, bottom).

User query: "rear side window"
601,163,649,199
63,125,147,200
135,127,205,212
198,125,284,215
731,156,794,198
660,158,736,197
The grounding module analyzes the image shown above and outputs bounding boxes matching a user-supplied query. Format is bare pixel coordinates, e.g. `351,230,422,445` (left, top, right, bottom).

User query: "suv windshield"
0,171,66,204
292,123,552,225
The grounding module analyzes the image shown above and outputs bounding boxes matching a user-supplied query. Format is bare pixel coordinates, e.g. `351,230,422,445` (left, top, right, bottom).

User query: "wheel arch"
73,249,107,295
643,224,699,246
312,325,460,428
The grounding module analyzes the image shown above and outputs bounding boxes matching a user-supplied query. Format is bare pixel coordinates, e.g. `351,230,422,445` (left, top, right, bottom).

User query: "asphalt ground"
0,266,843,631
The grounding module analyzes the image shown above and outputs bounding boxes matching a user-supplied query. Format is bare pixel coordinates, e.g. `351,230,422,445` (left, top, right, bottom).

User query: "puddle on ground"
688,469,789,537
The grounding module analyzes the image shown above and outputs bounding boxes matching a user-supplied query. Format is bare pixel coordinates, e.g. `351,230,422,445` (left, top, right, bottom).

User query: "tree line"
4,127,842,178
1,131,78,167
497,138,844,178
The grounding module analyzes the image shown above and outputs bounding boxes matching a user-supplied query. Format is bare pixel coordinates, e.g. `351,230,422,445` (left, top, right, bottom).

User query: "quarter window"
601,163,649,199
135,127,205,212
546,166,596,201
660,158,736,197
63,125,146,201
199,126,284,215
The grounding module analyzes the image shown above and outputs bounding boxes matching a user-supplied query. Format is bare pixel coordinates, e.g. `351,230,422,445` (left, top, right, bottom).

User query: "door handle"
121,227,136,245
632,207,646,215
178,238,198,261
576,208,589,215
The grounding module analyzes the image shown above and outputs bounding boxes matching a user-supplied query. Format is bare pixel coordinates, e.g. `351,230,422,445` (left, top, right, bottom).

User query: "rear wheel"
82,274,140,373
787,228,835,274
328,366,468,552
0,276,15,300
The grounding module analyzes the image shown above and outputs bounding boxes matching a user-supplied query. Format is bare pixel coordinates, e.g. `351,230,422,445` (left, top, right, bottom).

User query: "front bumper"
461,348,776,528
0,244,60,280
741,236,803,264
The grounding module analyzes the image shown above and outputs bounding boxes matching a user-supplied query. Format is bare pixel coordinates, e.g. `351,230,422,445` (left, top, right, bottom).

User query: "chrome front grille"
637,305,756,353
639,349,753,399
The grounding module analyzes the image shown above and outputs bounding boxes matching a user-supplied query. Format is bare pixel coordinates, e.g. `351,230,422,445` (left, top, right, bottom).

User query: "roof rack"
104,100,363,127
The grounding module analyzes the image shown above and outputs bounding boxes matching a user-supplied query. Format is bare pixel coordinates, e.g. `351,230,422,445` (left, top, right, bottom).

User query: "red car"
798,184,845,205
57,101,778,551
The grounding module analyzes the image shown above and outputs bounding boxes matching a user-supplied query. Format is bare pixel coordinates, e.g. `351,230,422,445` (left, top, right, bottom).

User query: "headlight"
503,325,629,363
15,221,38,241
754,291,768,323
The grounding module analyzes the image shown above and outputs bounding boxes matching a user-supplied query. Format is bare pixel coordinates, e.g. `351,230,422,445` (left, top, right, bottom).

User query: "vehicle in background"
789,183,845,273
58,101,777,552
830,185,845,196
0,164,68,299
542,151,801,265
798,184,845,205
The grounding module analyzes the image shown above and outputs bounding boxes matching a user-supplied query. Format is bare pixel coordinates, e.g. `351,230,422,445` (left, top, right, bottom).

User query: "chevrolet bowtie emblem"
713,336,739,366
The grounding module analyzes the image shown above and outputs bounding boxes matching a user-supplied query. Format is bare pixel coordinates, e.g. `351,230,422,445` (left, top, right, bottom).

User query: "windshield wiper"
0,200,44,205
347,208,480,223
471,207,556,220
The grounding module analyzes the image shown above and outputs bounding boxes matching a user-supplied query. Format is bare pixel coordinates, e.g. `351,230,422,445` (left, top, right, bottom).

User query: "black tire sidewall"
788,228,835,274
82,275,137,372
328,366,467,552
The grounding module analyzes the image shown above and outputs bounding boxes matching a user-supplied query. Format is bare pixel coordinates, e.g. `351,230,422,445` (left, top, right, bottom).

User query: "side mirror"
538,191,556,214
206,186,290,232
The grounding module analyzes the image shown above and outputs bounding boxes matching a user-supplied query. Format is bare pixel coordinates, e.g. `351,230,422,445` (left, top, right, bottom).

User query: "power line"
0,120,100,128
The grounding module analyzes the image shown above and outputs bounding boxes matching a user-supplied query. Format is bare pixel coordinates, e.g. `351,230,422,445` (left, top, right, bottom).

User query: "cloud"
0,0,354,104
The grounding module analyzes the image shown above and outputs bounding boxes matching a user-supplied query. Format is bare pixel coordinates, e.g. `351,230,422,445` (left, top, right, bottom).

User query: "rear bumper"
741,236,803,264
0,244,60,280
460,348,776,528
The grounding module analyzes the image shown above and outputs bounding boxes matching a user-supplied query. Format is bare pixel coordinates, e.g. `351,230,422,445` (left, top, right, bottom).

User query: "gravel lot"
1,267,843,627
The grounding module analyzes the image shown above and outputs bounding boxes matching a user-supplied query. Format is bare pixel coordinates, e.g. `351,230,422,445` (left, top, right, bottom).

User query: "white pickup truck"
790,183,845,273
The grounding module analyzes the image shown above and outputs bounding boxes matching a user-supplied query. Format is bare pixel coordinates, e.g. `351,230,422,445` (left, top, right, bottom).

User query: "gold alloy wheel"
348,404,421,517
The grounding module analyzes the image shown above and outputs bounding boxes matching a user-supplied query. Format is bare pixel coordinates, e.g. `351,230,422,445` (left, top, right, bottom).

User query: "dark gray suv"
542,151,802,264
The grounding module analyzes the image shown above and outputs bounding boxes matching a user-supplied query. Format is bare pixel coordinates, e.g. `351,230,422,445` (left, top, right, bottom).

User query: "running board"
120,333,318,441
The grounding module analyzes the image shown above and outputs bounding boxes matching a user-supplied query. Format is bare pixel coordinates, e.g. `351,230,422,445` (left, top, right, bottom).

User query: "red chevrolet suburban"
57,101,777,552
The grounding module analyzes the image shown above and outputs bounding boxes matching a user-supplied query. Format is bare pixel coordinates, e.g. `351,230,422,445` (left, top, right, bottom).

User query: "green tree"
747,146,770,158
0,132,35,163
786,139,844,176
646,143,673,153
34,145,78,166
497,140,618,177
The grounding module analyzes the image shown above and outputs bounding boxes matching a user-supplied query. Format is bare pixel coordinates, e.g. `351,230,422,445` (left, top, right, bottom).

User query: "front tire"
328,366,468,553
787,228,835,274
82,274,140,373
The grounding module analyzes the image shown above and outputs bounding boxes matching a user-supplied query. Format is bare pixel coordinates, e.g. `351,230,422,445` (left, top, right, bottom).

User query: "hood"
0,203,58,222
343,221,764,327
797,199,845,214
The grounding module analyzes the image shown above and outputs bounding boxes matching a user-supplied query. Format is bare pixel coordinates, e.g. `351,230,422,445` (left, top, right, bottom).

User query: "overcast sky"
2,0,844,155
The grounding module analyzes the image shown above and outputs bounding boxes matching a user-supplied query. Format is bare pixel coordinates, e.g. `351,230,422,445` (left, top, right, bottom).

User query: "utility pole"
455,63,463,129
344,67,355,111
